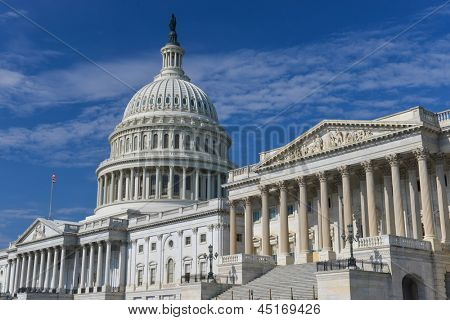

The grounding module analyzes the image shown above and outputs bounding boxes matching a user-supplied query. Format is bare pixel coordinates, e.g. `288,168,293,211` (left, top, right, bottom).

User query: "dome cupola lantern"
156,14,189,81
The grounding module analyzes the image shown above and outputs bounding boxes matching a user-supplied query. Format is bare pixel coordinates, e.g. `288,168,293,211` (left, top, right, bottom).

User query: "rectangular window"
151,242,157,251
137,270,143,286
162,175,169,195
200,233,207,243
287,205,294,215
138,245,144,253
269,207,278,219
150,268,156,285
252,209,261,222
236,233,243,242
150,175,156,196
186,176,191,191
185,236,191,246
307,201,312,213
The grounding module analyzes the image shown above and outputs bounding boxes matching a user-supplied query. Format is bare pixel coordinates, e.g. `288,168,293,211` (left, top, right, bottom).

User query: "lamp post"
202,244,218,282
341,223,360,269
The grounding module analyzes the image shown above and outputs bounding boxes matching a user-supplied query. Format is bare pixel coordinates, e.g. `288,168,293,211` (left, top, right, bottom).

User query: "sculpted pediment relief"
258,121,417,168
32,222,46,240
16,219,61,245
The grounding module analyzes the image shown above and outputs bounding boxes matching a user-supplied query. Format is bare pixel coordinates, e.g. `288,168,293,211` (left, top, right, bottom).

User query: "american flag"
51,174,56,184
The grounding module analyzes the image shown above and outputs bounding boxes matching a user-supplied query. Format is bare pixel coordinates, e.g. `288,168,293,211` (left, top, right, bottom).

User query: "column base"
319,250,336,261
277,254,294,266
424,236,442,251
296,252,313,264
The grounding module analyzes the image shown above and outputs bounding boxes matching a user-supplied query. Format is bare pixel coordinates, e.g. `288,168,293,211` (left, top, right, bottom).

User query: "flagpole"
49,180,54,220
49,174,56,220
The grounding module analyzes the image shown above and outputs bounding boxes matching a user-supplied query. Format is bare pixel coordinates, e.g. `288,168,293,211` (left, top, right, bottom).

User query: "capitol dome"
94,15,233,218
123,77,218,122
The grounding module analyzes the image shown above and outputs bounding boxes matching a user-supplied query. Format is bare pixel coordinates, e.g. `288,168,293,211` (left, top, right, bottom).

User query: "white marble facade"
1,18,450,300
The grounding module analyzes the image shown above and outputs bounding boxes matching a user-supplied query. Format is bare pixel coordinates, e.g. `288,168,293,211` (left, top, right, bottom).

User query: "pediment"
257,120,419,169
16,218,62,245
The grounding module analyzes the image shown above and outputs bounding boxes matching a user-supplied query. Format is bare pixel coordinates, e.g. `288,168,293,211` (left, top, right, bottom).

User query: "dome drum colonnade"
95,17,232,211
228,147,450,264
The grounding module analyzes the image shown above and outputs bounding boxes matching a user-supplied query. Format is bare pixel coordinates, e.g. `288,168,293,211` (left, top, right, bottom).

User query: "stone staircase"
215,263,317,300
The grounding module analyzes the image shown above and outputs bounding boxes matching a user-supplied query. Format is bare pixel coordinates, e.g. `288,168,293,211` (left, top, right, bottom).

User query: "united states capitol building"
0,17,449,300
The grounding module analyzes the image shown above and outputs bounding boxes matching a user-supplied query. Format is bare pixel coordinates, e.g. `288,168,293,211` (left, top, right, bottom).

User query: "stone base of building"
316,269,392,299
277,254,294,265
319,250,336,261
217,253,276,285
180,282,232,300
296,252,313,264
74,292,125,300
16,292,74,300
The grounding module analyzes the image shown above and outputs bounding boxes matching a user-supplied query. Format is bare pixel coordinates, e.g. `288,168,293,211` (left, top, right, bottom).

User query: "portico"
225,107,450,265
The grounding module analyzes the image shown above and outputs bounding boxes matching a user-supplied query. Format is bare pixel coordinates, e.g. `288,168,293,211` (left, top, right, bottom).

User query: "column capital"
191,227,198,234
386,153,399,166
361,160,374,172
258,184,269,194
226,199,236,208
338,165,350,177
244,196,252,206
276,180,288,190
295,176,306,187
413,147,429,161
97,241,103,246
177,230,183,236
316,171,327,182
144,236,150,242
157,234,163,240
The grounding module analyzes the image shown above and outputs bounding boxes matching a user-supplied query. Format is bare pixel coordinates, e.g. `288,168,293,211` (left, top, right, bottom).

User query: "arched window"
163,134,169,149
167,259,174,283
174,134,180,149
212,140,216,155
185,135,191,150
126,137,130,152
133,136,138,151
143,135,148,149
204,138,209,153
195,137,200,151
152,134,158,149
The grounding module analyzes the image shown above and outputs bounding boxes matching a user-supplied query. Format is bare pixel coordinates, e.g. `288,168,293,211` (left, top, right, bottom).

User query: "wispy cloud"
0,5,449,168
0,9,27,22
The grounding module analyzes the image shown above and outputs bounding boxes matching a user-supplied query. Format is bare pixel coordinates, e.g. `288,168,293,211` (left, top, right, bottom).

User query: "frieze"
278,129,373,163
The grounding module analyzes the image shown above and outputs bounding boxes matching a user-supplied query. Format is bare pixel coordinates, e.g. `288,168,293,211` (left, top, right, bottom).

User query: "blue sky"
0,0,450,247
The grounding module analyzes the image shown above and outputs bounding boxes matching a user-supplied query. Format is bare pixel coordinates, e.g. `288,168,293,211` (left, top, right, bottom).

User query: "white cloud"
0,5,450,167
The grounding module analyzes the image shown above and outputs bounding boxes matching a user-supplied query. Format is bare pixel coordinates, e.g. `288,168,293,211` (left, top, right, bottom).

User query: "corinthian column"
406,161,421,239
259,185,270,256
244,197,253,255
110,171,115,202
296,176,311,263
317,172,335,261
362,160,378,237
277,181,292,265
96,242,103,290
118,170,123,201
414,148,439,250
386,154,405,237
338,166,352,241
229,200,237,255
58,246,65,292
435,153,450,245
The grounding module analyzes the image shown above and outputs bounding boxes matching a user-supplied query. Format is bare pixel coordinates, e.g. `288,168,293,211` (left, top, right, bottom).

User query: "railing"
356,235,432,251
219,253,276,265
228,164,258,182
181,274,207,284
316,259,390,273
